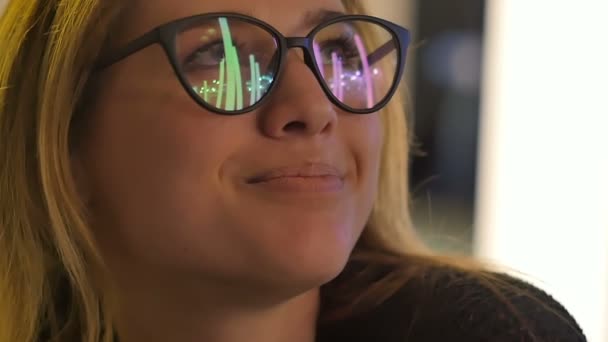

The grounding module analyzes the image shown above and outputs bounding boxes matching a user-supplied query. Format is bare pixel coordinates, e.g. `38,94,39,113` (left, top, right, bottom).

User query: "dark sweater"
317,264,586,342
41,261,586,341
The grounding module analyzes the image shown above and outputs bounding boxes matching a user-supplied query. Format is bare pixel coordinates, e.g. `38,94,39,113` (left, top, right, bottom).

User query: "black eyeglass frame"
96,13,411,115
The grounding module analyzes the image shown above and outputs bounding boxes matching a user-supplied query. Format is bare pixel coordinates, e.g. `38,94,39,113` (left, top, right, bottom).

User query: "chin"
256,258,349,301
300,247,351,284
231,205,366,295
261,229,357,295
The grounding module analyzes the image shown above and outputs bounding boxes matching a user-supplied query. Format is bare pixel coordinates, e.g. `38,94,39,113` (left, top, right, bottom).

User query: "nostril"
284,121,307,132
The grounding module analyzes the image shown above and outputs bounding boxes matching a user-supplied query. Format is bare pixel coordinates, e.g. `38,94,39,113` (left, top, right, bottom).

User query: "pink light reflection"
313,41,325,79
354,34,374,108
331,52,344,101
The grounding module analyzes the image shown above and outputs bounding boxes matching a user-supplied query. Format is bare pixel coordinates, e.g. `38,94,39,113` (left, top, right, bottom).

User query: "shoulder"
318,261,586,342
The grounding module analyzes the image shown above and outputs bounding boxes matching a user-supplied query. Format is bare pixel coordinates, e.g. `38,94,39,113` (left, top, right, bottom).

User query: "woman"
0,0,586,341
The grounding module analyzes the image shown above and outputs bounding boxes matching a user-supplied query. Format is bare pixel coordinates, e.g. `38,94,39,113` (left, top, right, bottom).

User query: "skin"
74,0,383,341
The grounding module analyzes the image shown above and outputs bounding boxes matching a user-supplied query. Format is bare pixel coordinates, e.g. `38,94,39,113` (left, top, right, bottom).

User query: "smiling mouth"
246,163,346,192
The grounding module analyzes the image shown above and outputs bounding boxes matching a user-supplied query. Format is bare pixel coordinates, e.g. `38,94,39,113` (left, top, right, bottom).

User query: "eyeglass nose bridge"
285,37,310,48
283,37,317,71
279,37,330,96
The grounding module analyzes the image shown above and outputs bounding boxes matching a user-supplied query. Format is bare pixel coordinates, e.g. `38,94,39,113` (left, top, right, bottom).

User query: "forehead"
123,0,346,38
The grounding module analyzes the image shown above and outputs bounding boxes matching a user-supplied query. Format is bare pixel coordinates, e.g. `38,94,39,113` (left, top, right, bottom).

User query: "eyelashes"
316,34,361,63
182,33,360,71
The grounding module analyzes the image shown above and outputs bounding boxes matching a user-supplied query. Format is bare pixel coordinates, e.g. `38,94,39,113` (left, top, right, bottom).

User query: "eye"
318,34,360,63
182,41,228,70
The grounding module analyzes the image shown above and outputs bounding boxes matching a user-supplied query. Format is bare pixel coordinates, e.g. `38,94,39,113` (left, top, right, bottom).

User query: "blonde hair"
0,1,507,341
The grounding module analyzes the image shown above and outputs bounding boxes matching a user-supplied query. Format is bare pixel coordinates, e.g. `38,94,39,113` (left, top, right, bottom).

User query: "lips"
246,162,346,193
246,163,345,184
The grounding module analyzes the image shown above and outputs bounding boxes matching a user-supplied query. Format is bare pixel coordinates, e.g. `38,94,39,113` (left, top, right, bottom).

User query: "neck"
112,275,321,342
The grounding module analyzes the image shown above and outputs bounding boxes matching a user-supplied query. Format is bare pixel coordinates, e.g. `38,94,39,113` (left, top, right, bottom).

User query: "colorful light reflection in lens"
354,34,374,108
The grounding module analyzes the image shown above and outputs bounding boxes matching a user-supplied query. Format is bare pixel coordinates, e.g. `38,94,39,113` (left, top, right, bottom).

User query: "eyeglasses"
96,13,411,115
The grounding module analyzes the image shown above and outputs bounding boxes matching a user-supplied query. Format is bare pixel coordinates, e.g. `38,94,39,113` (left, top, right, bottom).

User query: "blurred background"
369,0,486,256
364,1,608,341
1,0,606,340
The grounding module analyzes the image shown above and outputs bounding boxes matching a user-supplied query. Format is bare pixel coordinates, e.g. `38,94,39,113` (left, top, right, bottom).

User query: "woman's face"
78,0,383,292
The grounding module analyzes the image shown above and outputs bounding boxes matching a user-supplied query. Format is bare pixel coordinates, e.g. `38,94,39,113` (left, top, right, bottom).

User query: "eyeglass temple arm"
366,40,400,66
95,29,161,70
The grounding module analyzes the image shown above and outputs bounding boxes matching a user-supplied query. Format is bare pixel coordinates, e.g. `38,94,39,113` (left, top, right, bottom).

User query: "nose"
257,52,338,140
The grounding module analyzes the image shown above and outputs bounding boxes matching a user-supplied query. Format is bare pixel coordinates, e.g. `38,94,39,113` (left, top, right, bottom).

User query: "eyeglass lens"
174,16,398,112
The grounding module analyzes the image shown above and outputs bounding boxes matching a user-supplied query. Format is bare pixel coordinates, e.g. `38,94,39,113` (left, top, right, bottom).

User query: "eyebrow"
299,9,346,31
216,9,345,34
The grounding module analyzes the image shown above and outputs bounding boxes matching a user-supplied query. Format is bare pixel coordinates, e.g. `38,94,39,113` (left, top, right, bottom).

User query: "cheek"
353,113,384,187
338,113,384,233
81,87,249,258
354,113,384,227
